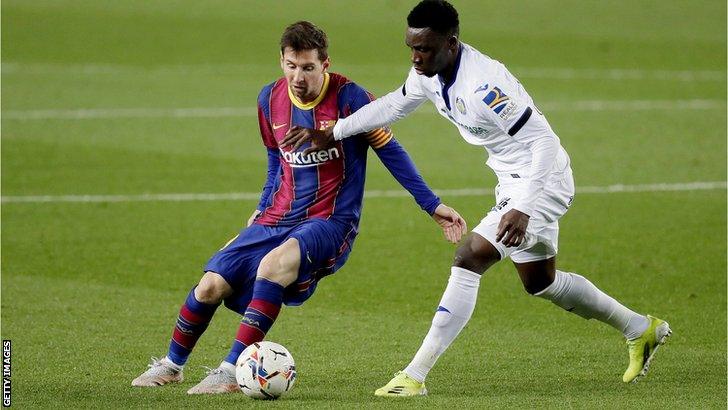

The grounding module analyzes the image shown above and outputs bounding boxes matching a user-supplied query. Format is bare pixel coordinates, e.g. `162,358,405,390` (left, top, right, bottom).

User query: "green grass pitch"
1,0,726,408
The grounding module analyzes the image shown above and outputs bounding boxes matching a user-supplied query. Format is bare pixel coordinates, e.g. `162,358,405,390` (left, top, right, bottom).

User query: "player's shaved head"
280,21,329,61
407,0,459,37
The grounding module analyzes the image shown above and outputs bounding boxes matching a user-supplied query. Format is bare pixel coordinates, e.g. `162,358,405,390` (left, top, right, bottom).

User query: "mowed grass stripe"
3,62,724,82
3,99,725,120
2,181,725,204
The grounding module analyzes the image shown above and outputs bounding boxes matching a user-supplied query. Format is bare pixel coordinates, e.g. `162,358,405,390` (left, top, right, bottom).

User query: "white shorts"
472,168,575,263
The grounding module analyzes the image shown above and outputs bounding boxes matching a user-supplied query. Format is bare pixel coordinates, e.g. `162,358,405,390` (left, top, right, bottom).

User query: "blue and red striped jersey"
254,72,440,228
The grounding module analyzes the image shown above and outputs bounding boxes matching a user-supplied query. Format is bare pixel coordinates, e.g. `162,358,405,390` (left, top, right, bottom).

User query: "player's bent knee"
452,234,500,274
257,245,299,287
196,271,232,304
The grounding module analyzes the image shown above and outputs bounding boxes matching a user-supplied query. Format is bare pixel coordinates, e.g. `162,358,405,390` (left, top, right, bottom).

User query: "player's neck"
289,72,330,109
438,43,462,85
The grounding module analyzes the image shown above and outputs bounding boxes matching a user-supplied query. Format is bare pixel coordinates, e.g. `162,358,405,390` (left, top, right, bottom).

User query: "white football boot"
131,357,183,387
186,366,239,394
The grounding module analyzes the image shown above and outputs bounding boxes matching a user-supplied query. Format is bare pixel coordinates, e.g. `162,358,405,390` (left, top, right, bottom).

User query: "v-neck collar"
439,44,463,111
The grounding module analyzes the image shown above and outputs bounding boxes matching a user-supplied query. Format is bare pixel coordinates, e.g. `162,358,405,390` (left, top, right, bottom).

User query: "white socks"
535,270,649,339
404,267,481,383
403,267,648,383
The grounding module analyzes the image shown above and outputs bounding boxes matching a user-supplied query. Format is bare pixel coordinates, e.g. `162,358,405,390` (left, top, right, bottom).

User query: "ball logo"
281,147,341,168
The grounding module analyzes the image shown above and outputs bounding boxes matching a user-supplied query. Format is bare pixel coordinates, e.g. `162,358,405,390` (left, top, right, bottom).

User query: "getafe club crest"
319,119,336,130
455,97,466,115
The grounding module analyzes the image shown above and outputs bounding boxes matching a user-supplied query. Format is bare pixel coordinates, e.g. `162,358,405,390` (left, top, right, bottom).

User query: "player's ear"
447,35,458,49
321,58,330,72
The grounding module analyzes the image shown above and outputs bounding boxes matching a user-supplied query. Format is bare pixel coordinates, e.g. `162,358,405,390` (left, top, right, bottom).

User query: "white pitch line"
3,62,724,82
3,99,724,120
1,106,258,120
514,67,724,82
2,181,725,204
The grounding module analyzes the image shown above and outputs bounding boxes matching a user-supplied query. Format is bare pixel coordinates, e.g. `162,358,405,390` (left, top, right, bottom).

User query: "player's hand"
247,209,262,227
496,209,529,247
280,126,334,155
431,203,467,244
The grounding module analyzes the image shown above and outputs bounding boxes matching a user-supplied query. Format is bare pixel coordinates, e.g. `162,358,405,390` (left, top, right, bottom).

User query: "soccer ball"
235,341,297,400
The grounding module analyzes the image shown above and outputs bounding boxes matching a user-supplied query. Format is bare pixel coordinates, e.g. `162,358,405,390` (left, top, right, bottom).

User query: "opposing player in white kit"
282,0,671,395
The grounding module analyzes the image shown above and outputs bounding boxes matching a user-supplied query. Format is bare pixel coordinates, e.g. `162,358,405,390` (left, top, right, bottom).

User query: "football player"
132,20,466,394
282,0,671,396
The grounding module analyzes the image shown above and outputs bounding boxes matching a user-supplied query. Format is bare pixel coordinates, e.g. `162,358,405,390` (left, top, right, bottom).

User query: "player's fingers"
496,222,509,242
456,216,467,234
446,223,457,240
502,229,518,246
444,225,455,243
291,134,310,152
302,146,317,156
509,232,524,247
452,226,463,243
450,225,460,243
280,126,301,147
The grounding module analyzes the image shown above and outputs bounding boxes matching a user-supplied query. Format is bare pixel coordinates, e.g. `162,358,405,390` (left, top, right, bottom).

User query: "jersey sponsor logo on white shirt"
478,85,520,121
440,108,492,136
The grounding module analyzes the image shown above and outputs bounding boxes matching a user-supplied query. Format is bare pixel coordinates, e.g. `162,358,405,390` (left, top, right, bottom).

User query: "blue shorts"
204,218,357,312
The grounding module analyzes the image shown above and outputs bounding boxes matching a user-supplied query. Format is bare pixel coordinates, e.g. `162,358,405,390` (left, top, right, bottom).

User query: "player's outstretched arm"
432,203,467,244
281,78,426,154
371,136,465,243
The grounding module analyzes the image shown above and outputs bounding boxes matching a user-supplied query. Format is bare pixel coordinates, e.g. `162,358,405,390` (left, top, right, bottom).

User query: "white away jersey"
399,43,569,175
333,42,572,216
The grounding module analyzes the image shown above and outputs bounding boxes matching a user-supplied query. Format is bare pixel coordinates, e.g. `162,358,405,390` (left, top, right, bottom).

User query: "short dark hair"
280,21,329,61
407,0,459,37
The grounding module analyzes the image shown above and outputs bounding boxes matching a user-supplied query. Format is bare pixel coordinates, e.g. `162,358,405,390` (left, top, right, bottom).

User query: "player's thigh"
471,204,525,262
195,271,234,303
282,218,353,306
257,238,302,287
474,177,566,264
204,224,282,291
453,232,501,274
509,222,559,264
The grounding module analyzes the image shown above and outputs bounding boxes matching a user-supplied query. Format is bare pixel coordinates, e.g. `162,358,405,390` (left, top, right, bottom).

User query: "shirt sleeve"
256,148,281,211
372,137,441,215
337,82,395,148
257,84,277,148
256,84,280,211
472,86,560,217
333,68,427,140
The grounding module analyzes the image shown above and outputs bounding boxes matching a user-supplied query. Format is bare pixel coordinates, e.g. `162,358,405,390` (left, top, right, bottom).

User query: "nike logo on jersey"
272,123,288,130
